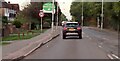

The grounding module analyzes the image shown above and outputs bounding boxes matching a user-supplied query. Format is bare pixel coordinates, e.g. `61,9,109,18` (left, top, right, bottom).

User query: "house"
7,2,20,21
0,0,19,21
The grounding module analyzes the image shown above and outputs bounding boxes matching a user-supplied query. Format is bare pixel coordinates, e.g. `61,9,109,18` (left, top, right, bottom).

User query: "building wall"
0,8,2,16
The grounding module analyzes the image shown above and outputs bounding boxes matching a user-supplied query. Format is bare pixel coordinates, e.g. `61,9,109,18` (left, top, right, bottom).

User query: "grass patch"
1,42,11,45
2,29,47,41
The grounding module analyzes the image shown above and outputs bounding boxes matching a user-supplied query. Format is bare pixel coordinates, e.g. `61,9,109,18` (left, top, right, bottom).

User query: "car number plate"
69,29,75,31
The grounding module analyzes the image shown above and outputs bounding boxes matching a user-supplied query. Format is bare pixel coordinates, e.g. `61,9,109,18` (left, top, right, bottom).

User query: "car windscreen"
65,23,79,27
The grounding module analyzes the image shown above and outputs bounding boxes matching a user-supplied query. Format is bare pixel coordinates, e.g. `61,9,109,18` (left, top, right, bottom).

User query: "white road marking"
89,37,92,40
103,38,109,40
98,45,102,48
107,54,114,59
47,46,48,47
111,54,120,59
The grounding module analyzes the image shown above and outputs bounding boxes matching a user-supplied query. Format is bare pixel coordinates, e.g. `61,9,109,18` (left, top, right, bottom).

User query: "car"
62,22,82,39
62,21,67,27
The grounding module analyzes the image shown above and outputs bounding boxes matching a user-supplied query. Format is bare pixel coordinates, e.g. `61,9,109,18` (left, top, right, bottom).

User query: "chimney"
8,1,10,4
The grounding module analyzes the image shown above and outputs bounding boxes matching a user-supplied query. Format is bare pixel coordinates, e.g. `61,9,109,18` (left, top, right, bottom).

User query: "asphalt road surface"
24,27,118,59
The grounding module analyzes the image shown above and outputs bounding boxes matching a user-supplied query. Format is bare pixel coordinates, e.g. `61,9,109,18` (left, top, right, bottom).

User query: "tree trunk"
29,22,31,30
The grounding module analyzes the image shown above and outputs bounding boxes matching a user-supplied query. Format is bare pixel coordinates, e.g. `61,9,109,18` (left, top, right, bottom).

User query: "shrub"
12,20,22,28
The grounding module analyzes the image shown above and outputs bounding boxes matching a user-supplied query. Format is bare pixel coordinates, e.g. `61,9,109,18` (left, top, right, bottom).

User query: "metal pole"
56,2,59,29
51,0,54,32
97,17,100,28
101,0,104,30
41,17,42,32
82,0,84,26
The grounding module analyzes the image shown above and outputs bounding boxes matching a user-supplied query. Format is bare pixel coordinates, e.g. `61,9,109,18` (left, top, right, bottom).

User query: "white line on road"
98,45,102,48
89,37,92,40
111,54,120,59
107,54,114,59
103,38,109,40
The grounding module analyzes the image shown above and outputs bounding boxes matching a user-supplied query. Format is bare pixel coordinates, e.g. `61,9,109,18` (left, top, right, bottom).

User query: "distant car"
62,21,67,27
62,22,82,39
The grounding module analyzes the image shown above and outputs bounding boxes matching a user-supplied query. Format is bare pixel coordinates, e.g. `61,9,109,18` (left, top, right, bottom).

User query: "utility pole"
81,0,84,26
52,0,54,32
97,17,100,28
101,0,104,30
56,2,59,29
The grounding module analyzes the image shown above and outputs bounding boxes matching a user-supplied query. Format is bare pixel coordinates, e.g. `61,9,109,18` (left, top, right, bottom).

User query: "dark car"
62,22,82,39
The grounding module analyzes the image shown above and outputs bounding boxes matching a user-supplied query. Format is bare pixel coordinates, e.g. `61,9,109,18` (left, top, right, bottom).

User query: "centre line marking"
98,45,102,48
107,54,114,59
112,54,120,59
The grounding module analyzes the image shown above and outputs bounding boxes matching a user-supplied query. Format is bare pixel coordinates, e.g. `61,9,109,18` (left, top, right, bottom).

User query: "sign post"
43,2,56,33
43,2,55,13
39,10,44,32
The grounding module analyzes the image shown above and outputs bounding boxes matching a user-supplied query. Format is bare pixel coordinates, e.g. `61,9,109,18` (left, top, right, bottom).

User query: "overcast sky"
5,0,72,20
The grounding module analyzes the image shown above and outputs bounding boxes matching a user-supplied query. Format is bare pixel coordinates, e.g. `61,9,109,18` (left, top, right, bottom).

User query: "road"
24,27,118,59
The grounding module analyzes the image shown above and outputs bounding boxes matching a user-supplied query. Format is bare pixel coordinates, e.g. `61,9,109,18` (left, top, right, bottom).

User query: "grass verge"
2,29,46,42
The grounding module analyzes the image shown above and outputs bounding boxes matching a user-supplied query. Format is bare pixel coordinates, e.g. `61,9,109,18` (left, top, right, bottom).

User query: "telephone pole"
101,0,104,30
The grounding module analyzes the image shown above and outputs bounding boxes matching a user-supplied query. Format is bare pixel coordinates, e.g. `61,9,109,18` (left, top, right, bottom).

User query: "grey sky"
56,0,73,20
5,0,30,10
5,0,73,20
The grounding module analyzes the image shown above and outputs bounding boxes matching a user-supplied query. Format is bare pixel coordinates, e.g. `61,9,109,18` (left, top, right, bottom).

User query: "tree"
70,2,101,26
112,2,120,31
70,1,120,31
2,16,8,25
12,20,22,28
61,14,67,21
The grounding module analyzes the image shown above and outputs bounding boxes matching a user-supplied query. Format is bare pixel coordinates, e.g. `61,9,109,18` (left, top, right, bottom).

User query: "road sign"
39,10,44,32
39,10,44,17
43,2,55,13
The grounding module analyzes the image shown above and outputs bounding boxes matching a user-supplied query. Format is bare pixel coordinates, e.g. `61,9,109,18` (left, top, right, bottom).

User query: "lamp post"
56,2,59,29
81,0,84,26
52,0,55,32
101,0,104,30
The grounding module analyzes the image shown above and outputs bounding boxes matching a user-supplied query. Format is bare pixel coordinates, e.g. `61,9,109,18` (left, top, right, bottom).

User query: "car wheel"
63,33,66,39
63,35,66,39
78,32,82,39
79,35,82,39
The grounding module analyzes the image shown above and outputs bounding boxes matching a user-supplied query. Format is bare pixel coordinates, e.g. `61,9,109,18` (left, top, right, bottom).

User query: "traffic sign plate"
43,3,55,13
39,11,44,17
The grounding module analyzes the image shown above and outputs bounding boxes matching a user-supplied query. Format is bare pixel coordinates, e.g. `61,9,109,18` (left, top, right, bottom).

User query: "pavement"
23,27,119,59
2,26,60,59
0,46,2,61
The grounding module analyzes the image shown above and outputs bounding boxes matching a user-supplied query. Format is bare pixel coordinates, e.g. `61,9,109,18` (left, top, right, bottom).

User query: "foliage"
70,1,120,31
2,16,8,25
61,14,67,21
12,20,22,28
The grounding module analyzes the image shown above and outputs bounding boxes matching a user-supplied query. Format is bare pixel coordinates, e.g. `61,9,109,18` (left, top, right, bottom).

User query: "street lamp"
56,2,59,29
81,0,84,26
101,0,104,30
51,0,54,32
